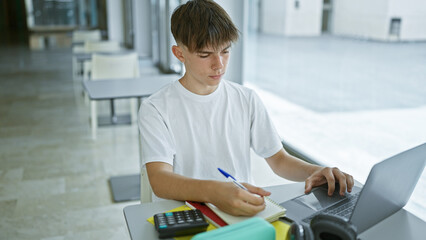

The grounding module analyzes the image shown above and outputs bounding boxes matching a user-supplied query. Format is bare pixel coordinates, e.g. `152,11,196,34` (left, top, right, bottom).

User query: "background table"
84,74,180,202
83,74,179,137
123,182,426,240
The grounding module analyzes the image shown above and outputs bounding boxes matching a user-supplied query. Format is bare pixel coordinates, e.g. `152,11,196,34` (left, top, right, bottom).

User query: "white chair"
140,165,153,203
84,40,121,52
72,30,102,80
72,29,101,43
89,52,139,139
83,40,122,80
138,130,152,203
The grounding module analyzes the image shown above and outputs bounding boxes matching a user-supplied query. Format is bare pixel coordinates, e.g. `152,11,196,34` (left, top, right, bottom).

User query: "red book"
185,201,228,228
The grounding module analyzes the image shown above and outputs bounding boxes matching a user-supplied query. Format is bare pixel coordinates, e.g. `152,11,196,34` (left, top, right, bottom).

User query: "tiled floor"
0,47,142,239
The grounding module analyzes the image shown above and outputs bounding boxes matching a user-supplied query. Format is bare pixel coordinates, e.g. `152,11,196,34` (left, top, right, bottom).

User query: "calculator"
153,209,209,238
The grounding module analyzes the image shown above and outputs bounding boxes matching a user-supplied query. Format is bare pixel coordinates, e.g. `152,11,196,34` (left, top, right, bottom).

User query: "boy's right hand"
208,181,271,216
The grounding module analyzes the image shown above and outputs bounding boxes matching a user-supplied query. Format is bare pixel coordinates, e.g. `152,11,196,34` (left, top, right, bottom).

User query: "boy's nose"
212,55,224,70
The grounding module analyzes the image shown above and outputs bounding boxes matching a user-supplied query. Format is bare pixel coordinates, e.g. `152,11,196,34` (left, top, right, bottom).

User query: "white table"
123,183,426,240
83,74,180,202
83,74,179,138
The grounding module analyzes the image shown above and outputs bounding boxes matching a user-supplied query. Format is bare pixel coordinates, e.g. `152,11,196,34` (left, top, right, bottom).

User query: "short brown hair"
171,0,239,52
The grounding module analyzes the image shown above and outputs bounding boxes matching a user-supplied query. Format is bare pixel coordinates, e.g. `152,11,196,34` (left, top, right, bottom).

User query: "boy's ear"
172,45,185,63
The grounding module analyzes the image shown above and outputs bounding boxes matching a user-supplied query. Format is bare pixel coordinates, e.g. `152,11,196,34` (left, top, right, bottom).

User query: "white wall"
106,0,125,43
333,0,426,41
333,0,389,40
260,0,322,36
388,0,426,40
260,0,286,35
284,0,322,36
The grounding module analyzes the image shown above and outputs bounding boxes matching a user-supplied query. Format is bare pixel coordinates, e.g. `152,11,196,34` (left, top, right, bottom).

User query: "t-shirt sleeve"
138,99,175,167
249,91,283,158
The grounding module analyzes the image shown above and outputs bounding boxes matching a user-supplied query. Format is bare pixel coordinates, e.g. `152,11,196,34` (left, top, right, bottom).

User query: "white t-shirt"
138,79,282,186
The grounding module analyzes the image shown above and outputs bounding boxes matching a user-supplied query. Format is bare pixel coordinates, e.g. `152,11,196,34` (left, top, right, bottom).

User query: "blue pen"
218,168,249,191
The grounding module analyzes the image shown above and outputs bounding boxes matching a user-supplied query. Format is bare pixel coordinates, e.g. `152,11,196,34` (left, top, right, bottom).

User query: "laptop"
280,143,426,233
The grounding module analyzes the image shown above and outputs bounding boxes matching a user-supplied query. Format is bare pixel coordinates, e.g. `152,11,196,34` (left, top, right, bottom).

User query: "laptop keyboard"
302,192,360,223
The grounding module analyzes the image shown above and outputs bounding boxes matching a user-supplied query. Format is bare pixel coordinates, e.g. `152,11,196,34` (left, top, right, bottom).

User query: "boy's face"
173,43,231,94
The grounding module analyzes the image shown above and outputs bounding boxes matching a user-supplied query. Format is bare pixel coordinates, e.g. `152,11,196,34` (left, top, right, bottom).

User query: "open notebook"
205,197,286,225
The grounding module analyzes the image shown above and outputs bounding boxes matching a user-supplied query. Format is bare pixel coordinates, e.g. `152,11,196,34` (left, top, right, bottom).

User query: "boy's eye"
197,52,210,58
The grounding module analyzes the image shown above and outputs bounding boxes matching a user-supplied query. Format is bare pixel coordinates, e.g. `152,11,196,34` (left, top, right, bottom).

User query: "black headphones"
286,214,358,240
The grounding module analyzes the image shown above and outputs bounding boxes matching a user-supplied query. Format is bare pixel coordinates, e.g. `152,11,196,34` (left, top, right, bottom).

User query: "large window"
245,0,426,221
26,0,103,28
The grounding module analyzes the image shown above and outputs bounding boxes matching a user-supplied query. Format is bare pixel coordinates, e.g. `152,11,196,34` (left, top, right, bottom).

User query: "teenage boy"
138,0,354,216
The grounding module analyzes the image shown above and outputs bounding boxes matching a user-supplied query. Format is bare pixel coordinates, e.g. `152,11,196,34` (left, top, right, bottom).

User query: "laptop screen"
350,143,426,233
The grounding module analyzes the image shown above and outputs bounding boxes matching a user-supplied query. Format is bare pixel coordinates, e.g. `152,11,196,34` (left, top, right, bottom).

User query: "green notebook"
192,217,275,240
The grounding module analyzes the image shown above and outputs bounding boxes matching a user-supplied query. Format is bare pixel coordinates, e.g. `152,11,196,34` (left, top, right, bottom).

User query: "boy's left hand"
304,167,354,196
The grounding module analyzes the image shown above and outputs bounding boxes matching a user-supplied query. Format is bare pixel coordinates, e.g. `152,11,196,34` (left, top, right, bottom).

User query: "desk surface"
83,74,179,100
123,182,426,240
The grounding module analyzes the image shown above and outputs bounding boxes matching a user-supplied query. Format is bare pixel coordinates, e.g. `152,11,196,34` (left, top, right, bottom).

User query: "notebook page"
206,197,286,225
